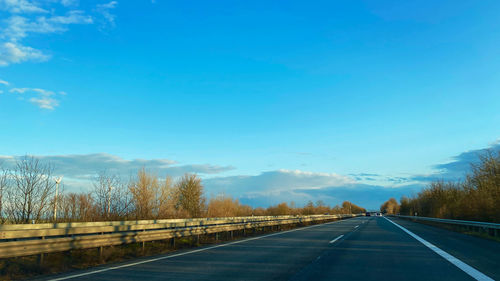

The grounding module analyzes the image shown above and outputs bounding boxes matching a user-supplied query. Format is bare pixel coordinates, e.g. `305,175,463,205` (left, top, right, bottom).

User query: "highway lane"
290,216,494,281
390,217,500,281
43,216,498,281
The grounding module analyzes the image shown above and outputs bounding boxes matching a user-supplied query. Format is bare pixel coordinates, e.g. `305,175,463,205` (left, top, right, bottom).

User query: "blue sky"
1,0,499,209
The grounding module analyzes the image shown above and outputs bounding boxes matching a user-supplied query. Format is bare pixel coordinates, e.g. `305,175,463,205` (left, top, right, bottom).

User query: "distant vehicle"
377,213,382,216
365,212,371,216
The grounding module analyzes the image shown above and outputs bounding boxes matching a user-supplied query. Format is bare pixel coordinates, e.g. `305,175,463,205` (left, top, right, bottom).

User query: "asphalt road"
44,216,499,281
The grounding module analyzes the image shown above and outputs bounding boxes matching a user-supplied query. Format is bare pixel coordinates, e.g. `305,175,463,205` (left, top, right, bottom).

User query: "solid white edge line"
383,217,494,281
49,218,356,281
329,234,344,244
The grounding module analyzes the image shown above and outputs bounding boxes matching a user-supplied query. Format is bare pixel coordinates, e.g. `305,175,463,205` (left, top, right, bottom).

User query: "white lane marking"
329,234,344,244
354,225,359,228
50,219,348,281
384,217,494,281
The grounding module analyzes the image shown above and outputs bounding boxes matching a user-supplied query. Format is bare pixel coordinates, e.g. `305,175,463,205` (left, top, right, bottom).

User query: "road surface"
43,216,499,281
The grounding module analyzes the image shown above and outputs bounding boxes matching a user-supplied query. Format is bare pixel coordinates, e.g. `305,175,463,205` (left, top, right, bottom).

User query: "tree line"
0,156,366,224
380,151,499,223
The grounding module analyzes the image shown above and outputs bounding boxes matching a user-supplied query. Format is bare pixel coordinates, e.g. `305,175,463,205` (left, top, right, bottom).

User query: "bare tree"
58,192,97,222
4,156,56,223
0,168,8,223
92,171,130,220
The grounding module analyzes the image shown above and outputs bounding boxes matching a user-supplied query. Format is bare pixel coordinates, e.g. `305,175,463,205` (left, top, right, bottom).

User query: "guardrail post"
142,229,145,253
230,230,233,239
215,232,219,241
38,236,45,266
170,237,175,248
99,232,104,261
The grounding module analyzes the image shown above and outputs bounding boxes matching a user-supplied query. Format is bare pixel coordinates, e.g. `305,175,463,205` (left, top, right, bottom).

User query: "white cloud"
9,87,29,93
0,0,48,14
0,42,49,66
0,153,234,188
60,0,78,7
29,96,59,110
31,88,55,96
204,169,355,198
202,169,425,209
0,79,8,86
6,86,65,109
2,12,93,41
95,1,118,29
49,10,93,25
0,153,424,209
0,2,93,66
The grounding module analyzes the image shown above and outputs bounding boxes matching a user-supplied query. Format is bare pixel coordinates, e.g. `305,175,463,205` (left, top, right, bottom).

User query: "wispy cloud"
0,1,111,66
0,42,49,66
60,0,78,7
2,13,90,41
0,79,9,86
29,96,59,109
9,87,29,93
0,0,48,14
95,1,118,30
0,11,92,64
6,86,65,110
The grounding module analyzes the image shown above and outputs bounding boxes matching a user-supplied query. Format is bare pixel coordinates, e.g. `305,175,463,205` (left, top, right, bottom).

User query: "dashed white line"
384,217,494,281
329,234,344,244
354,225,359,228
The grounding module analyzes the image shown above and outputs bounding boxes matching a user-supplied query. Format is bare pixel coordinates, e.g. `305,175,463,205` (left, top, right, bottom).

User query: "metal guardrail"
0,214,359,259
395,215,500,236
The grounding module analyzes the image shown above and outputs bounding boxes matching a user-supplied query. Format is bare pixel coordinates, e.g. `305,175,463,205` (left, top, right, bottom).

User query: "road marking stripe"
329,234,344,244
354,225,359,228
50,219,348,280
384,217,494,281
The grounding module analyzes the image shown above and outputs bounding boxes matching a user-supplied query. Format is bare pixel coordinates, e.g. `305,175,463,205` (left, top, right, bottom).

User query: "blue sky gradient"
1,0,499,209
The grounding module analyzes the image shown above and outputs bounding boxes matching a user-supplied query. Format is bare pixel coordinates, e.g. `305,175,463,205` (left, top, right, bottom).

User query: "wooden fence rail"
0,214,359,259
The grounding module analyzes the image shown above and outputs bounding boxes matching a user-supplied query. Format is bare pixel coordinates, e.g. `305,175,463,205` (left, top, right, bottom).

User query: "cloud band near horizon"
0,141,498,209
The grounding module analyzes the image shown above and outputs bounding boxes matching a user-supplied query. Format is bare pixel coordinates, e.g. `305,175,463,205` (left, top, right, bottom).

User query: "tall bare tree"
92,171,130,220
0,168,8,223
4,156,56,223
